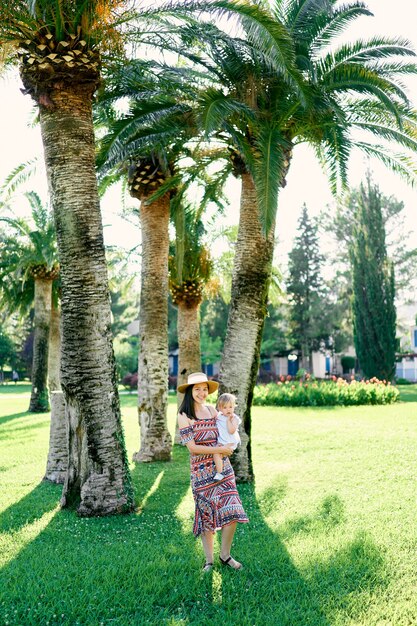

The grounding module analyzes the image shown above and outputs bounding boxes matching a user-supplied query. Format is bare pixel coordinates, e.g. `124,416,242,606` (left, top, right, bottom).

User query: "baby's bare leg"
213,453,223,474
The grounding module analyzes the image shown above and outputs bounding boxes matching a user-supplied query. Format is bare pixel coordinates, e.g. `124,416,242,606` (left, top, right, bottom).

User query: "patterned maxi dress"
180,416,249,537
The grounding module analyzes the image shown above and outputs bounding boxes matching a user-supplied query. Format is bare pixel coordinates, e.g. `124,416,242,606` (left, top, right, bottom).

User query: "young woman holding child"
177,372,248,572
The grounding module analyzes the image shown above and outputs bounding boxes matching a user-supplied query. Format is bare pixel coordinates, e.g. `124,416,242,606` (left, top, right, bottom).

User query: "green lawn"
0,386,416,626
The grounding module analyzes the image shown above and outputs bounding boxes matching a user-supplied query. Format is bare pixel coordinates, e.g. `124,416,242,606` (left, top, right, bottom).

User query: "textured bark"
174,302,202,444
37,84,134,516
44,391,68,483
44,304,66,483
133,194,172,462
29,278,52,412
218,173,275,482
48,301,61,392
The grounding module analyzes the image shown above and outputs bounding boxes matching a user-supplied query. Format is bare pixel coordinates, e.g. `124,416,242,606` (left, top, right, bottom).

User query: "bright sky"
0,0,416,304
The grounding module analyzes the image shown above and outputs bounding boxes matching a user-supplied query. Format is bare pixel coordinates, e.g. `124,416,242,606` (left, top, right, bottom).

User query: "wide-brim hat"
177,372,219,394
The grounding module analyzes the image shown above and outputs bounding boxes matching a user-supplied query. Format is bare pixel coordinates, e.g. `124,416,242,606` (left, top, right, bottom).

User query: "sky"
0,0,416,310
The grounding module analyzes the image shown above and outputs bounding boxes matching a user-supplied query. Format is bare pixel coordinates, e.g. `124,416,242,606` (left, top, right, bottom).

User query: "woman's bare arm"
186,442,234,455
178,412,233,456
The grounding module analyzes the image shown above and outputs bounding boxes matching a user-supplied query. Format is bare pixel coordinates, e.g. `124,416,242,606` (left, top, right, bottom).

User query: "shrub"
341,356,356,373
121,372,137,391
168,375,177,390
253,377,399,407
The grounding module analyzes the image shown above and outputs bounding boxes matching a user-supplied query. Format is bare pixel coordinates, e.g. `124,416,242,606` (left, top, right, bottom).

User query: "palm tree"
0,1,135,514
96,59,206,462
0,192,58,412
169,205,214,441
176,0,417,480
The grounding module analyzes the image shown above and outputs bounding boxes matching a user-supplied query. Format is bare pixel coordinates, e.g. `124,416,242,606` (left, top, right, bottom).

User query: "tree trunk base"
60,398,135,517
44,391,67,484
76,472,134,517
231,445,254,483
29,396,50,413
133,434,172,463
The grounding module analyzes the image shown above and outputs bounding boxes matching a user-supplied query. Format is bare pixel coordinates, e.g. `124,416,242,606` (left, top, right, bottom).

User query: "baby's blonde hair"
216,392,236,409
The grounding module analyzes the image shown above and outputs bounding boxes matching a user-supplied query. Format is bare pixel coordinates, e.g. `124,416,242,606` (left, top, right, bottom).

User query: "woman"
178,372,249,571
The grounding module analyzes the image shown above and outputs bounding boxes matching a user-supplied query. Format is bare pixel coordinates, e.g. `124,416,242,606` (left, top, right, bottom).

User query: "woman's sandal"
202,562,213,572
220,556,242,570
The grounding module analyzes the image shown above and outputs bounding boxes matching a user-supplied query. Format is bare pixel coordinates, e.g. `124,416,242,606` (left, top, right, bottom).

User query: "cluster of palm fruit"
228,149,248,177
29,263,60,281
128,161,166,198
18,26,101,91
169,278,204,307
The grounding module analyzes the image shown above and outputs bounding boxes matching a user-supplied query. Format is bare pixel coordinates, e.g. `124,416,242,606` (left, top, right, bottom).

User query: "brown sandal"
220,556,242,570
202,562,213,572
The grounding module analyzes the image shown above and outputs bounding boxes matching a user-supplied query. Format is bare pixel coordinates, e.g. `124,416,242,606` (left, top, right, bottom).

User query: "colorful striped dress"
180,416,249,537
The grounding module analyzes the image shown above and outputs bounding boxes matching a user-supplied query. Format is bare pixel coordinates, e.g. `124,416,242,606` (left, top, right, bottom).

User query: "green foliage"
341,356,356,373
113,336,138,380
261,303,287,358
199,296,229,356
253,378,399,407
0,193,59,317
169,205,213,305
0,0,134,53
176,0,417,237
351,177,397,381
322,182,417,301
0,327,16,370
200,326,222,366
287,204,327,365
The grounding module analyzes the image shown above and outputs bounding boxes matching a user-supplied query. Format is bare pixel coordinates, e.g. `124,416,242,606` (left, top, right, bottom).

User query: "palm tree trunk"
218,173,275,482
29,278,52,412
44,391,67,483
44,302,67,483
38,84,134,516
133,194,172,462
48,300,61,392
174,301,201,443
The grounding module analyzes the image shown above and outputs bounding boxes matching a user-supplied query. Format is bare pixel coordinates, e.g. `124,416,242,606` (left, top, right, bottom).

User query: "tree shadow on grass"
0,411,33,427
0,421,50,442
279,494,346,539
0,446,197,626
175,480,387,626
0,481,61,534
0,454,387,626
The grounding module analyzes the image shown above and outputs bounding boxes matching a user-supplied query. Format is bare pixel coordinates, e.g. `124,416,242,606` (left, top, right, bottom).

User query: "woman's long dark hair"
178,386,197,419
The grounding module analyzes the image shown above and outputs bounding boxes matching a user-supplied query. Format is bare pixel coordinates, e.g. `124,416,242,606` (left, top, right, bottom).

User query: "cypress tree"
287,204,325,372
350,178,397,380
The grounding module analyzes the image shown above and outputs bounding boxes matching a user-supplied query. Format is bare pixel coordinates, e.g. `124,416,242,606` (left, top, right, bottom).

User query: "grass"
0,385,416,625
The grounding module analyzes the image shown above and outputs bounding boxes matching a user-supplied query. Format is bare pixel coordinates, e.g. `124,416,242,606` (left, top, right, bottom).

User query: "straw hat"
177,372,219,394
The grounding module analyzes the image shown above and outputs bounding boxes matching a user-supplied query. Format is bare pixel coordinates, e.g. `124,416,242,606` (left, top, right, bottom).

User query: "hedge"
252,377,399,407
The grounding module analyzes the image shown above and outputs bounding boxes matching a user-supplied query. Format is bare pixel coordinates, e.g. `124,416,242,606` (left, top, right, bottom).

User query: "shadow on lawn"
0,411,32,428
0,480,60,534
0,449,386,626
279,493,346,539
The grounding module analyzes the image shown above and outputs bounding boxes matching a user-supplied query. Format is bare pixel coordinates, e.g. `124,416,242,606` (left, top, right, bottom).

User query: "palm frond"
355,142,417,187
320,37,416,73
322,65,409,122
352,122,417,154
310,3,373,52
0,158,40,201
319,124,352,194
253,125,289,234
198,87,256,135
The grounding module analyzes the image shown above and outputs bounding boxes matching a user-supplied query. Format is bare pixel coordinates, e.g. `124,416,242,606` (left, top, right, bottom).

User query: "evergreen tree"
287,204,326,372
350,178,397,380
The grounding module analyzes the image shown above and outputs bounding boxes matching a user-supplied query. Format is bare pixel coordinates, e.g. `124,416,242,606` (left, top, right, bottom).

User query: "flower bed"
253,376,399,407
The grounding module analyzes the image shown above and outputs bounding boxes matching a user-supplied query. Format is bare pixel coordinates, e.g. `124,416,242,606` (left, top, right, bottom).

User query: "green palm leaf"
253,125,289,234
